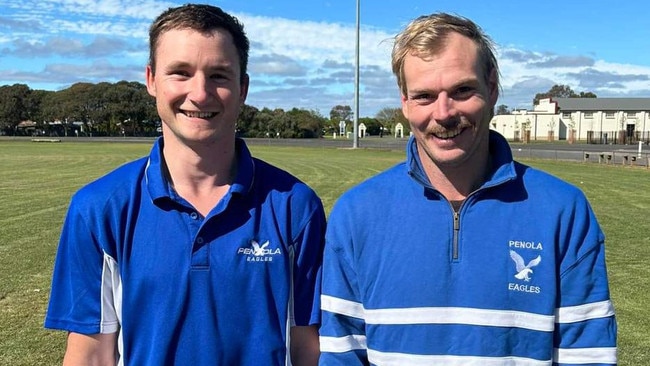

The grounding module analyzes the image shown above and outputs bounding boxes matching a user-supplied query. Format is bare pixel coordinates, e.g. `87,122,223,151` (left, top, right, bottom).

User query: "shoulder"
251,157,324,216
329,161,408,222
510,161,597,226
253,158,319,198
337,162,407,204
70,157,149,212
249,158,326,242
515,161,586,200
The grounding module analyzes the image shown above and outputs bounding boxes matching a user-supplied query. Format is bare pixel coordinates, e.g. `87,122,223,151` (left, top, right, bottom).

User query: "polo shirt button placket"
189,210,209,268
191,235,209,268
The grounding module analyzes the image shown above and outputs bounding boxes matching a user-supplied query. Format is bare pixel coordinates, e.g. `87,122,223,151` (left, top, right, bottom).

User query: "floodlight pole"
352,0,360,148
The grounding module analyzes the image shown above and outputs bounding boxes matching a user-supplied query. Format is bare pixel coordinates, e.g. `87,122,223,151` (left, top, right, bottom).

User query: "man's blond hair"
391,13,500,97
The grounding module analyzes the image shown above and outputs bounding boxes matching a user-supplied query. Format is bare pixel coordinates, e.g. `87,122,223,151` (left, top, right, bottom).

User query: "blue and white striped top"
319,132,617,366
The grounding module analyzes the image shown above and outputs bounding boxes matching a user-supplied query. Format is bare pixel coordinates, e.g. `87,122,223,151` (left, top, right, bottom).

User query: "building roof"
555,98,650,111
17,120,37,127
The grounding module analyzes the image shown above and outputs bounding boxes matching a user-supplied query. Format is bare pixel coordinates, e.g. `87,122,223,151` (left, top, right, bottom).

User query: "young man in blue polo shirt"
44,4,325,365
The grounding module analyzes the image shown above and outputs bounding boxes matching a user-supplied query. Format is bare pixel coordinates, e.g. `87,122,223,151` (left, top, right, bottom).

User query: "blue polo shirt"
45,137,326,365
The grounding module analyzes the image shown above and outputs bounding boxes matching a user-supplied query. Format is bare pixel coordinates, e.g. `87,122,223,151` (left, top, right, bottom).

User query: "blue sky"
2,0,650,117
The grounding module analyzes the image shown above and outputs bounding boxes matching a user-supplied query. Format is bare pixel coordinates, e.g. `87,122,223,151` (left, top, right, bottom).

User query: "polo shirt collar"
145,137,255,203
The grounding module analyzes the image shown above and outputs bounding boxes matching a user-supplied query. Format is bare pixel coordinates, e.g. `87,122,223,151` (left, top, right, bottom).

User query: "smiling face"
401,32,497,171
146,28,248,149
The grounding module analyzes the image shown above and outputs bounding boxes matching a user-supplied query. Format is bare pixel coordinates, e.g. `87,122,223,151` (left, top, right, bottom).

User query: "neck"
162,136,238,216
419,149,491,202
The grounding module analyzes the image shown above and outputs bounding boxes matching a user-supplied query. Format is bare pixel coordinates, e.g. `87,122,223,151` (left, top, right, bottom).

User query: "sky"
2,0,650,118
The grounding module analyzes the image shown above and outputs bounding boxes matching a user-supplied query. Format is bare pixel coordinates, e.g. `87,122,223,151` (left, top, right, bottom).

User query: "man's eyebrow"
408,77,480,93
163,61,191,70
407,88,435,96
162,61,236,74
208,64,236,73
454,76,482,87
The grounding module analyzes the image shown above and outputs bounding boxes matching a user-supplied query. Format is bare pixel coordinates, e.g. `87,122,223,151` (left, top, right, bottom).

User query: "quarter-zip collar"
406,130,518,193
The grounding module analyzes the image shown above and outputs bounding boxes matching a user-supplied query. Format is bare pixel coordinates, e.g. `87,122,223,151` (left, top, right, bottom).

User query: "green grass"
0,140,648,364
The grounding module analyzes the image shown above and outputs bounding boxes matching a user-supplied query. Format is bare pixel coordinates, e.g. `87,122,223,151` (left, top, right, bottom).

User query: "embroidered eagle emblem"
509,250,541,282
251,240,270,256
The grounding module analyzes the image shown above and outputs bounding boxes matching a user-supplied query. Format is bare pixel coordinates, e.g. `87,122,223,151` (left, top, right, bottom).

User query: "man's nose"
188,75,210,103
432,92,455,121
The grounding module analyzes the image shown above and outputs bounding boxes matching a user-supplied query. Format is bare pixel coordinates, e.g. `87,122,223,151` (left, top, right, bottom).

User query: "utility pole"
353,0,360,148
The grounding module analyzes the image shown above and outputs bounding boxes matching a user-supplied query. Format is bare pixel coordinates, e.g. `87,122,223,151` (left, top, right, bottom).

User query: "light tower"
352,0,360,148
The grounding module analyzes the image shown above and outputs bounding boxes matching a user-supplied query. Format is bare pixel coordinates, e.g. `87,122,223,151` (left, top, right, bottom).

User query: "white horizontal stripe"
554,347,617,364
368,349,550,366
555,300,615,324
320,335,367,353
321,295,365,319
364,306,555,332
322,295,554,331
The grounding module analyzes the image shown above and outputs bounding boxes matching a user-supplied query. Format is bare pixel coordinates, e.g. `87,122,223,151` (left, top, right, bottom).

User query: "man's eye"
454,87,475,99
410,94,435,104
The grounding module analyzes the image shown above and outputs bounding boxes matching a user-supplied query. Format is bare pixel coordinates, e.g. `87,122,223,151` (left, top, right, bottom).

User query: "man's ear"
400,93,409,120
239,73,250,105
487,67,499,106
145,65,156,97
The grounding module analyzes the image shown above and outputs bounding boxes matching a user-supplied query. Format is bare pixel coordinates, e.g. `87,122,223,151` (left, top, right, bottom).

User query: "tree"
287,108,326,138
236,104,259,137
329,105,352,123
359,117,382,136
27,89,53,124
495,104,510,115
375,107,409,135
533,84,597,105
0,84,32,133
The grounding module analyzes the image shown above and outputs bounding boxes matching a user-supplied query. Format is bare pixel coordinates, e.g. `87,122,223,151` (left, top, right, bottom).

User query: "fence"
586,131,650,145
511,147,650,168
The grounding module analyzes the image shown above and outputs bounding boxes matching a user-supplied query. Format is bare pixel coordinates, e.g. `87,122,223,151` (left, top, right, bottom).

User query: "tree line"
0,82,158,137
0,82,410,139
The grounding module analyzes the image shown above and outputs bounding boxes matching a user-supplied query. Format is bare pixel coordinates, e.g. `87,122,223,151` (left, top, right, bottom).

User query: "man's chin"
164,129,224,145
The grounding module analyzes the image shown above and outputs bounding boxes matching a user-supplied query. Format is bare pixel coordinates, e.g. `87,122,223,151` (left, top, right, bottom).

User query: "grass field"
1,140,648,365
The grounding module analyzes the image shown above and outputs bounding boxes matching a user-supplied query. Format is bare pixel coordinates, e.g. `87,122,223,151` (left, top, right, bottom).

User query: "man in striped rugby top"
319,12,617,366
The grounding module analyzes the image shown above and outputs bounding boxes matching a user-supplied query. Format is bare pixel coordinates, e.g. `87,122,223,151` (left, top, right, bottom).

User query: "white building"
490,98,650,144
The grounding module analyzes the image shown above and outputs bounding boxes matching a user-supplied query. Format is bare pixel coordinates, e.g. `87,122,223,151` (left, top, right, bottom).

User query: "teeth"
435,129,462,139
184,111,216,118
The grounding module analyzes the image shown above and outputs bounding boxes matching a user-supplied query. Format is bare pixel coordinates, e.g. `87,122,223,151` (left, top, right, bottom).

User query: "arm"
318,203,369,366
44,192,121,361
63,332,117,366
554,200,617,365
290,325,320,366
554,242,617,365
286,190,326,365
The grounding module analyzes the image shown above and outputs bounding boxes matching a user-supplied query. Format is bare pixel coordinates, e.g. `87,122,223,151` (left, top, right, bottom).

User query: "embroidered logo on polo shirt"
237,240,281,262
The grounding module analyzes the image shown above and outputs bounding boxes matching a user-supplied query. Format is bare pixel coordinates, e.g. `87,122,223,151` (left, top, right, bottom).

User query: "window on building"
562,112,571,118
605,112,615,118
626,112,637,119
584,112,594,119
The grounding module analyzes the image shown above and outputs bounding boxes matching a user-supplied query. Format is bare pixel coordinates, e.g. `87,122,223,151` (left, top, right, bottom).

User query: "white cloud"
2,0,650,117
235,13,395,115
